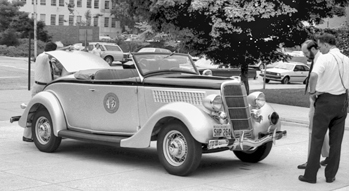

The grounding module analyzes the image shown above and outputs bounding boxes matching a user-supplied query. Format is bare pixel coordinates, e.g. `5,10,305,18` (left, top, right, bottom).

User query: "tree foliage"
0,0,51,45
125,0,349,93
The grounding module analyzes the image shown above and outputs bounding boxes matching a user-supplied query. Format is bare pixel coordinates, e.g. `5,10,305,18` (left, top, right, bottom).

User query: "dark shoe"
298,162,307,169
22,137,33,142
326,177,335,183
320,158,329,166
298,175,316,184
297,163,320,169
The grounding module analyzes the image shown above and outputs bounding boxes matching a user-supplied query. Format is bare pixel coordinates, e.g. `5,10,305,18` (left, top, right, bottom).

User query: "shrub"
0,38,45,57
0,29,19,47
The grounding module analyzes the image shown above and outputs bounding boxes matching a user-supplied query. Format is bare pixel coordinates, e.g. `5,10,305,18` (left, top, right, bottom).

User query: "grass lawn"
252,88,310,108
252,88,349,113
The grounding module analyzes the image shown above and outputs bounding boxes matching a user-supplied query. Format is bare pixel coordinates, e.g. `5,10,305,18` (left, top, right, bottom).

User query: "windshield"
133,54,197,76
274,62,294,70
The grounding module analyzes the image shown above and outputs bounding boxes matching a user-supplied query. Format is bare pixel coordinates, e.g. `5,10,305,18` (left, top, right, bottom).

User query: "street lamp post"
33,0,37,57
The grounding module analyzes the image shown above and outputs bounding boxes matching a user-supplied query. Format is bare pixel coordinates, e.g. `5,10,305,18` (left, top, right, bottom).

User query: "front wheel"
157,122,202,176
281,76,290,84
233,141,273,163
32,108,61,153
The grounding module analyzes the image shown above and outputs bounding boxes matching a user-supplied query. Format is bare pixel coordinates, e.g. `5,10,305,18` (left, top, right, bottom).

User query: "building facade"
17,0,122,38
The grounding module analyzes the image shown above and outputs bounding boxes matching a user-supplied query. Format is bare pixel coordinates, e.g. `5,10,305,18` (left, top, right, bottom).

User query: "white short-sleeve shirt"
34,52,52,83
312,48,349,95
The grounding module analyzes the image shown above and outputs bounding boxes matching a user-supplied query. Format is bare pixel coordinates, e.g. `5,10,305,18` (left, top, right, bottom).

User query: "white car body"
259,62,310,84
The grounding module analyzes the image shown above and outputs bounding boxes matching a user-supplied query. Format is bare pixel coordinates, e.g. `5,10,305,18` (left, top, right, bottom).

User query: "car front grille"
221,83,252,131
266,71,278,76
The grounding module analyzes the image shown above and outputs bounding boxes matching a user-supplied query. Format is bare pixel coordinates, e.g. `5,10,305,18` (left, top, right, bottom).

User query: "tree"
127,0,349,93
0,0,51,43
110,0,144,32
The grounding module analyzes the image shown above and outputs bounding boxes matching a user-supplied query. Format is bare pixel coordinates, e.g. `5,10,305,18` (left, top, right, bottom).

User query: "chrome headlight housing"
203,94,223,111
247,92,266,109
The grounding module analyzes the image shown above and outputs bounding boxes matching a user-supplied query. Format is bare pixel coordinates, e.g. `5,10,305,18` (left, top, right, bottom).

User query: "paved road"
1,121,349,191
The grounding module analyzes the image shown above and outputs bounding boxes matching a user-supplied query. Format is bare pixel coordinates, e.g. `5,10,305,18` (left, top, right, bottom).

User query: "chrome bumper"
207,129,287,150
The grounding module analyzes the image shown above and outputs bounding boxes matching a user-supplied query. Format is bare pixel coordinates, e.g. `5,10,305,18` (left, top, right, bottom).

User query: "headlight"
203,94,223,111
247,92,266,109
277,73,281,76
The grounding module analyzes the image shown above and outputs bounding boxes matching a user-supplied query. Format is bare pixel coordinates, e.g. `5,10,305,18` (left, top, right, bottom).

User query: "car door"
87,83,140,134
292,65,306,82
104,45,124,62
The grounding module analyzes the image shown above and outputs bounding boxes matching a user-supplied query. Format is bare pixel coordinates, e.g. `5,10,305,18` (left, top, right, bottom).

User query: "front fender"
18,91,67,137
121,102,216,148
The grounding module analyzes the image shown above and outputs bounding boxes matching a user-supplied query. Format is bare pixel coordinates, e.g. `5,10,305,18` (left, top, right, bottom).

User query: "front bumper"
207,129,287,150
259,73,282,80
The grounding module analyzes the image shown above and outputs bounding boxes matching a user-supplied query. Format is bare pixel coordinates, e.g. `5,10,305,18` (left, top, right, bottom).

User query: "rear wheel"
265,79,270,83
281,76,290,84
157,122,202,176
104,56,114,65
32,108,61,153
233,141,273,163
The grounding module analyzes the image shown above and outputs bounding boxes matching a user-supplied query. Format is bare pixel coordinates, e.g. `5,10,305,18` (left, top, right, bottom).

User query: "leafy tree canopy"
125,0,349,92
0,0,51,43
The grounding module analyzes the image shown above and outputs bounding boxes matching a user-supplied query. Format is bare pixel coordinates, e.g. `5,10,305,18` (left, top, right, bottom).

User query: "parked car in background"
259,61,310,84
11,51,286,176
73,42,126,65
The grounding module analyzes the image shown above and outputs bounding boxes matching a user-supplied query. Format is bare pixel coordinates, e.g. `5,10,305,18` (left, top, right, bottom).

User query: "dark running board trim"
58,130,130,147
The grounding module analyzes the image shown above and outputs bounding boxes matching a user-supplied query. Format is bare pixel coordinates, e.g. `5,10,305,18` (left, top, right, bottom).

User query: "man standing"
298,40,329,169
22,42,57,142
91,43,102,57
299,33,349,183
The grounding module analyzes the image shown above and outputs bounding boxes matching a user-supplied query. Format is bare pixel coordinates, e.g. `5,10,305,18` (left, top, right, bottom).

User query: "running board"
58,130,131,147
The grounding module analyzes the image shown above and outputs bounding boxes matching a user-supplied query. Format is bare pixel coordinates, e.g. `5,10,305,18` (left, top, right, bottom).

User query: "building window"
111,17,116,28
69,15,74,26
69,0,74,4
87,0,91,8
40,0,45,5
59,15,64,25
50,14,56,25
77,0,81,7
32,0,37,4
93,17,98,27
59,0,64,6
94,0,99,9
105,0,109,9
40,14,46,24
104,17,109,27
77,15,82,23
51,0,56,6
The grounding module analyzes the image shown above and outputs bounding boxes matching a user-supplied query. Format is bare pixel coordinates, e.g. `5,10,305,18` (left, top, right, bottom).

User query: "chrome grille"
153,90,205,105
222,82,252,131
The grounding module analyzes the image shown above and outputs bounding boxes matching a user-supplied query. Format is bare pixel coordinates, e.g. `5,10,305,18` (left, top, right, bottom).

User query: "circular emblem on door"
103,93,119,113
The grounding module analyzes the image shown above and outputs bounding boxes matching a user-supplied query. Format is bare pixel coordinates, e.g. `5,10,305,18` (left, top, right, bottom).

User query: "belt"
35,81,48,85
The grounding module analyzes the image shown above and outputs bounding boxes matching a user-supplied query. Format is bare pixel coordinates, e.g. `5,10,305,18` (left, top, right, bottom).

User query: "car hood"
143,74,241,89
46,50,110,73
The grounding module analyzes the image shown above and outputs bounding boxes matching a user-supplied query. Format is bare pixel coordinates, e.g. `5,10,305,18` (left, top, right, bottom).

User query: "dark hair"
317,33,336,46
44,42,58,52
303,39,318,50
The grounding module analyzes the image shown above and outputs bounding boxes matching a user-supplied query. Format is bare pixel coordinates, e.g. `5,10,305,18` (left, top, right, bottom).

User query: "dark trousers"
304,93,347,180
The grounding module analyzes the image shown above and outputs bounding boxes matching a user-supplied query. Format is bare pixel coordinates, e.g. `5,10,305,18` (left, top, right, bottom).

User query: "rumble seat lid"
46,50,110,73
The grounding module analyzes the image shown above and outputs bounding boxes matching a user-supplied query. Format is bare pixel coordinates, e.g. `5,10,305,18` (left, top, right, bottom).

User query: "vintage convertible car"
11,51,286,176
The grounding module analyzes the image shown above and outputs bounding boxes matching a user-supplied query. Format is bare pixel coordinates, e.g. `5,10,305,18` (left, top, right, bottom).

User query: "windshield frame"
131,52,199,77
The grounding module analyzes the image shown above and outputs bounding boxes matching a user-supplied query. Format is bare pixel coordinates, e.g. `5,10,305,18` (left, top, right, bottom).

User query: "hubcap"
35,116,51,145
163,130,188,166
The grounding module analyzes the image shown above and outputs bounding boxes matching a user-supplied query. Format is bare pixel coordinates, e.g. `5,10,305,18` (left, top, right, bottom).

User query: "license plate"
213,125,231,138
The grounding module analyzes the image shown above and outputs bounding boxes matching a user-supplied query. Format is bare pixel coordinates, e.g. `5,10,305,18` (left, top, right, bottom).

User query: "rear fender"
19,91,67,137
121,102,216,148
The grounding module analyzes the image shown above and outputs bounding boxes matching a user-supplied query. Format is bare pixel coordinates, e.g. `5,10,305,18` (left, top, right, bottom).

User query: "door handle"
89,89,96,92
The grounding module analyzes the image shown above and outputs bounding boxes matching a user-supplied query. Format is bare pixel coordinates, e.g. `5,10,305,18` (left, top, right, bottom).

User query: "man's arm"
308,72,319,100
